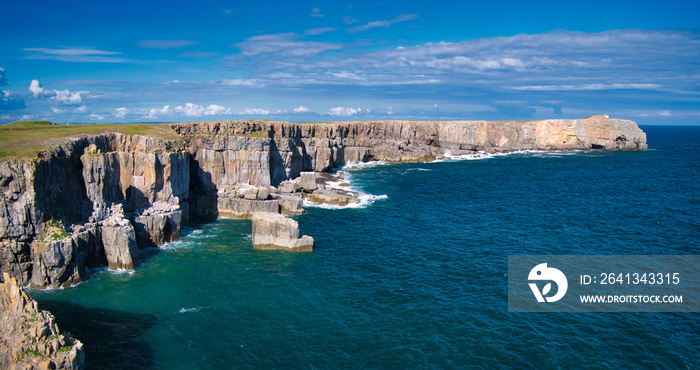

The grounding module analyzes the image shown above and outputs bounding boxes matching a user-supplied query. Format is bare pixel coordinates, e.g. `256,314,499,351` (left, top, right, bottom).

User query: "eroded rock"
0,273,84,369
251,213,313,252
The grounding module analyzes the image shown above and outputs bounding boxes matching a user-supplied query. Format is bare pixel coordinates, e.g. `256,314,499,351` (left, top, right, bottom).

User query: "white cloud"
174,103,204,116
53,89,83,104
0,67,6,86
89,113,105,121
203,104,231,115
74,106,89,113
29,79,45,97
137,40,200,49
294,106,312,113
146,105,171,118
240,108,270,115
50,107,65,114
173,103,231,116
221,79,262,86
348,14,418,33
115,107,128,118
328,107,365,116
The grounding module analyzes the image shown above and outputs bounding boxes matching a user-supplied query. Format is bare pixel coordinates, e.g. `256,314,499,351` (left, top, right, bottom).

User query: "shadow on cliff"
36,299,158,369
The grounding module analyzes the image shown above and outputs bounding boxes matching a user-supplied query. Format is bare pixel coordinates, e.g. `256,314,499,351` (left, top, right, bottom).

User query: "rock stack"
251,213,314,252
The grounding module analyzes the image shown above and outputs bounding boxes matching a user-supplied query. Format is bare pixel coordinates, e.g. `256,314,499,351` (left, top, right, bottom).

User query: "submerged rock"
251,213,313,252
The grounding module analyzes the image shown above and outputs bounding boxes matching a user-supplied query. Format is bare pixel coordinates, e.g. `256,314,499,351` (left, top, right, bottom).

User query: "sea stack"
251,213,314,252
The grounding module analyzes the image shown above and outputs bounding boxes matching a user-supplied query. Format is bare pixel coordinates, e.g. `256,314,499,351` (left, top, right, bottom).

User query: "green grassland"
0,121,179,160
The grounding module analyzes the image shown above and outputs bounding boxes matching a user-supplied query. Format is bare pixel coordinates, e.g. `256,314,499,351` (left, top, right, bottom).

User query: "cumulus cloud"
53,89,83,104
29,79,91,105
240,108,270,115
294,106,312,113
328,107,366,116
173,103,232,117
146,105,171,118
203,104,230,115
0,68,7,86
348,14,418,33
29,79,45,97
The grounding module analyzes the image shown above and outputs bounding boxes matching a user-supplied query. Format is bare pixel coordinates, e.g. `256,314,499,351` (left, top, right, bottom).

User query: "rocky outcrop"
251,213,314,252
305,189,360,207
133,202,183,249
101,204,139,270
0,273,84,369
299,172,317,193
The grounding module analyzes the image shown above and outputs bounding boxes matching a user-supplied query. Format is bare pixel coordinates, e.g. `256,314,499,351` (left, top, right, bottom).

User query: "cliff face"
0,116,646,289
173,115,647,187
0,273,84,369
1,133,189,288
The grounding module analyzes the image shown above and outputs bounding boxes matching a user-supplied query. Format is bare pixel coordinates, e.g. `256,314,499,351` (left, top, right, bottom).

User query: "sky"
1,0,699,125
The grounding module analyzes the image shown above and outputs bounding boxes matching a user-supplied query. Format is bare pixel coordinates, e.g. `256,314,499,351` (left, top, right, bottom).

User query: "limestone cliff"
0,273,84,369
0,116,647,289
172,115,647,187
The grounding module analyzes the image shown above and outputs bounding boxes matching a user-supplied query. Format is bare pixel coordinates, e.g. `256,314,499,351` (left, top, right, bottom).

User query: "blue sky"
1,0,699,124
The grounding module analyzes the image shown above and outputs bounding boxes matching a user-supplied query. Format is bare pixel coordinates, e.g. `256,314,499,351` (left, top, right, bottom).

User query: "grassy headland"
0,121,178,160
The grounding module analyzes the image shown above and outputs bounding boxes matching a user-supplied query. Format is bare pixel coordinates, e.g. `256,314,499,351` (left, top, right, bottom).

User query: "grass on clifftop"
0,121,179,160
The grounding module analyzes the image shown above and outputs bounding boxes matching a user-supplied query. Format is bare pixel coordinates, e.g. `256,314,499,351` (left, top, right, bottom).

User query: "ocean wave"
341,160,388,170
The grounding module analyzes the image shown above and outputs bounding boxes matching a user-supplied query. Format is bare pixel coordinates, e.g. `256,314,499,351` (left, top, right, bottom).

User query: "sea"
31,125,699,369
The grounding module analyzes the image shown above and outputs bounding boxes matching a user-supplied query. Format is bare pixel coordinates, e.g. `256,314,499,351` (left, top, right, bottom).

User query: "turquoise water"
32,126,699,369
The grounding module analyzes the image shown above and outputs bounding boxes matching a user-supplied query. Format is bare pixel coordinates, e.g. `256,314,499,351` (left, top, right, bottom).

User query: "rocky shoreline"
0,116,646,366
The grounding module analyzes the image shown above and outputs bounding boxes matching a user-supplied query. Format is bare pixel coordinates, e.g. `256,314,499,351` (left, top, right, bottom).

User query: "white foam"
108,268,135,275
342,160,388,169
435,149,584,162
178,307,199,313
